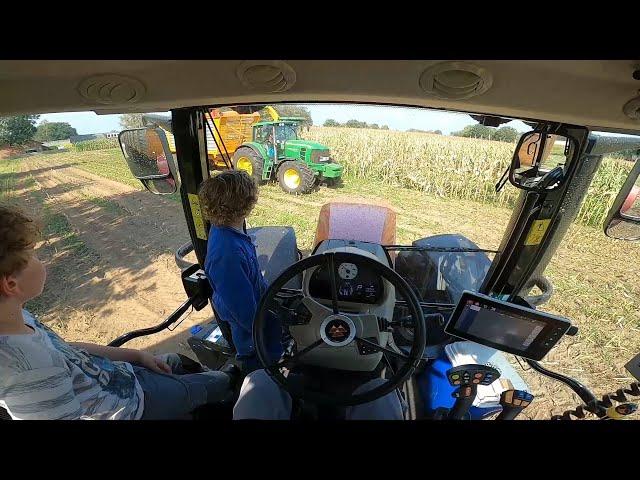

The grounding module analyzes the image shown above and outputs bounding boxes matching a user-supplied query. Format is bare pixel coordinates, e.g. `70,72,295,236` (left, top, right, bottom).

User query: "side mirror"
509,131,577,192
604,159,640,241
118,128,179,195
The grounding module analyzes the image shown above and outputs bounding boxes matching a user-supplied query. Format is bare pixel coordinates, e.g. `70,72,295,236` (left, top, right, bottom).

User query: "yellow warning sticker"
188,193,208,240
524,219,551,246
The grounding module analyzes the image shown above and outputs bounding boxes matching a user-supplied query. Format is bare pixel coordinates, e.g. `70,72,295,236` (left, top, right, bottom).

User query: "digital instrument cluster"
309,261,384,304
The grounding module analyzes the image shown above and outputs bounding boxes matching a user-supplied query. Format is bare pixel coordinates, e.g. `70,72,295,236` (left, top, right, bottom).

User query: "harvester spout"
264,105,280,121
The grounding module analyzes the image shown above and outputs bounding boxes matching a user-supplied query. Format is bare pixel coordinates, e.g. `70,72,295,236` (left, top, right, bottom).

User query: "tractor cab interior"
113,99,640,420
3,60,640,421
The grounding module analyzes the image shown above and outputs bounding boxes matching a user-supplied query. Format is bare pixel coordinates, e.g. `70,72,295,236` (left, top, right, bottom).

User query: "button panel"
500,389,534,407
446,364,501,387
356,337,380,355
453,386,474,398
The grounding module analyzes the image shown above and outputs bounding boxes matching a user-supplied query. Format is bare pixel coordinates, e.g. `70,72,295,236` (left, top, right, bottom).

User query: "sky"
35,104,634,138
37,111,123,134
35,104,532,136
304,104,531,134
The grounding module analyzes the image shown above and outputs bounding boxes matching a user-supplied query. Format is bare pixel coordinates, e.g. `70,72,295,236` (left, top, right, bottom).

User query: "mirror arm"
495,165,510,193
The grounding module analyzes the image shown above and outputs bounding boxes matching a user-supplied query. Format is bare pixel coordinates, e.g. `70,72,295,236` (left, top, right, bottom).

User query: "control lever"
446,364,501,420
496,382,534,420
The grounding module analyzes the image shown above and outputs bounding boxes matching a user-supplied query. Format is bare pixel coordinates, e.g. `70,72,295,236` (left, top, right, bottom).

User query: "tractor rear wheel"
232,147,265,184
277,161,316,194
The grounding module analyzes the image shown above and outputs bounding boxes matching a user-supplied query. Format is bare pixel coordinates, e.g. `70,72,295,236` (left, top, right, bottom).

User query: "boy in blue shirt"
199,172,405,420
199,171,283,373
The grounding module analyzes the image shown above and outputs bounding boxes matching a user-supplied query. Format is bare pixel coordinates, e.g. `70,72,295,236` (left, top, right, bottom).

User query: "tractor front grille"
310,149,330,163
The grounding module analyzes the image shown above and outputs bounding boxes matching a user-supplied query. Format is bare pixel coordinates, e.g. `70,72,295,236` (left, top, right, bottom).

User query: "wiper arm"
383,245,499,254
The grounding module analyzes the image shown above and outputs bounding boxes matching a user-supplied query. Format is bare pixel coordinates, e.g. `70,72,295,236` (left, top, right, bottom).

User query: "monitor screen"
445,291,572,360
457,299,546,350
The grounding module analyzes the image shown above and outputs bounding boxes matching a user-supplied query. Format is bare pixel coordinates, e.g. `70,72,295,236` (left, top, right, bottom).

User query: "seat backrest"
396,234,491,304
247,226,301,289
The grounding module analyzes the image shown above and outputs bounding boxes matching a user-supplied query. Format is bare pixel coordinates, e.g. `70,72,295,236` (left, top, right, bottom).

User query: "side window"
255,125,269,143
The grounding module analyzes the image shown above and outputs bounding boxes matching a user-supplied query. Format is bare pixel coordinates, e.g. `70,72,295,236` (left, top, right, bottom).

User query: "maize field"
303,126,634,228
72,137,119,152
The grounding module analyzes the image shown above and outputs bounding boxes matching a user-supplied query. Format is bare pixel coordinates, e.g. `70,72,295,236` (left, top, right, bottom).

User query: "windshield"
16,100,640,421
275,123,298,142
15,101,640,420
201,103,534,302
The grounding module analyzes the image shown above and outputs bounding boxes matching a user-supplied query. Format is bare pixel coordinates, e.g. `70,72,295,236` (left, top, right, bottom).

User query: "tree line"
0,115,80,146
451,124,520,143
323,119,390,129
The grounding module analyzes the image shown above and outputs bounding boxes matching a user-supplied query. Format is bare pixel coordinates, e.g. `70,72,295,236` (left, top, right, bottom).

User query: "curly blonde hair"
0,204,41,280
198,170,258,226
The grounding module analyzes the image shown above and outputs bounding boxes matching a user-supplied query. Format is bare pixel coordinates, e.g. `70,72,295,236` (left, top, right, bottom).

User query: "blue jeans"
134,353,230,420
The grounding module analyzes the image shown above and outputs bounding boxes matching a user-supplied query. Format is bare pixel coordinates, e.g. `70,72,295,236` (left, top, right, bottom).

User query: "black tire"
232,147,265,184
277,161,316,194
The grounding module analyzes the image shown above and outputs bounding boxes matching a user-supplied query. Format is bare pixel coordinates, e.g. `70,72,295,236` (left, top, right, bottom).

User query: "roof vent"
77,74,146,105
419,62,493,100
236,60,296,93
623,94,640,120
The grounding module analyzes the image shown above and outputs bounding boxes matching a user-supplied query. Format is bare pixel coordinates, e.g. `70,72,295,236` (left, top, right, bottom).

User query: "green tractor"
231,108,343,194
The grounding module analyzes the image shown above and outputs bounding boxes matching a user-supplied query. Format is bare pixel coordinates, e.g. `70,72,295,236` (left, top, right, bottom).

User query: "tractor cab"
253,118,302,152
4,60,640,421
243,114,341,194
251,118,305,165
114,99,640,420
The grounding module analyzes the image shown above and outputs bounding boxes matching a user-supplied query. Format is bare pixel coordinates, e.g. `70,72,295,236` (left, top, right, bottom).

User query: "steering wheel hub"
320,314,356,347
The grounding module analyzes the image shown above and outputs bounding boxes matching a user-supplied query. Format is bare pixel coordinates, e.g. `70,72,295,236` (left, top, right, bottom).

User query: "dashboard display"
459,303,546,350
309,261,383,304
445,291,572,360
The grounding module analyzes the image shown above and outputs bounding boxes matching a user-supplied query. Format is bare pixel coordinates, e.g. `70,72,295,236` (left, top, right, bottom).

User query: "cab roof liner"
1,60,640,134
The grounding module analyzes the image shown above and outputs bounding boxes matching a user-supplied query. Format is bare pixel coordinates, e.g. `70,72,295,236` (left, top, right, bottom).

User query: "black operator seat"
247,226,302,289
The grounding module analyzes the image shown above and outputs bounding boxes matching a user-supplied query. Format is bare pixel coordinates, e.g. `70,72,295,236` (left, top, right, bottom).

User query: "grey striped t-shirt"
0,310,144,420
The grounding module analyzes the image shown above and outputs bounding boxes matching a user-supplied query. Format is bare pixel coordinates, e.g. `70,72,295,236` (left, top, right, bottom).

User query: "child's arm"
206,251,257,335
68,342,171,374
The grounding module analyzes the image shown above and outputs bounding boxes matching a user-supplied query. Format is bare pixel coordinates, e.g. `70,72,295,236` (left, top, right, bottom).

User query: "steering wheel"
253,251,426,407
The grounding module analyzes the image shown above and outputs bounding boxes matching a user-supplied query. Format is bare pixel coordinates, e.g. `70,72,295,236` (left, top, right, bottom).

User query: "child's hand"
135,351,173,374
